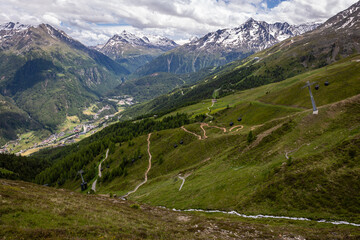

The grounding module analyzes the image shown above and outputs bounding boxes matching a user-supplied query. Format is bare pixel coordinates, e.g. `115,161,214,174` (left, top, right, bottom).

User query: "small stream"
167,208,360,227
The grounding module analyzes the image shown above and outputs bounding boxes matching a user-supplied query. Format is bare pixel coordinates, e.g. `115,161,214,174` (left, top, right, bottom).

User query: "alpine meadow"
1,1,360,239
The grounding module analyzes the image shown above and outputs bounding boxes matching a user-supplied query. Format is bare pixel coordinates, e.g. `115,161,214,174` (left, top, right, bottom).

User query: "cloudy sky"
0,0,357,45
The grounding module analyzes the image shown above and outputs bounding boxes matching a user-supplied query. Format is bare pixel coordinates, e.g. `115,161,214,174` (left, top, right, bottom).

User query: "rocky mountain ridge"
186,18,320,52
95,30,177,51
135,19,320,75
94,31,178,72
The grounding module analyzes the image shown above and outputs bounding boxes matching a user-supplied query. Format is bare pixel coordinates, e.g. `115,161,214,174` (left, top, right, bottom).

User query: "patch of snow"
338,16,355,29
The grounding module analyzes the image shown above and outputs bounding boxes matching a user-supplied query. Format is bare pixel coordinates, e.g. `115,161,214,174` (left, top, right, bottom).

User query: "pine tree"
247,131,254,143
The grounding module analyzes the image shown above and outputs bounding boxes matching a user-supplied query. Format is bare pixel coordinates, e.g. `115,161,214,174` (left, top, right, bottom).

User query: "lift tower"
302,81,318,114
78,169,87,191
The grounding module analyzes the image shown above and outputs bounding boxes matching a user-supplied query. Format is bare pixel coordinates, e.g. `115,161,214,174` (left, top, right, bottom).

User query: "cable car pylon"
302,81,318,114
78,169,87,191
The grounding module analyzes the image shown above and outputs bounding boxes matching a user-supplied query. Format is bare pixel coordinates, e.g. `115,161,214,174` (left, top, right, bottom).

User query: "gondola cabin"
81,182,87,191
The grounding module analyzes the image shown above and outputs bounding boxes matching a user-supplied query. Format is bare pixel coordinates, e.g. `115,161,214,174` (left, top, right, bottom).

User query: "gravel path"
178,176,186,191
91,149,109,192
122,133,152,198
229,125,243,132
200,124,208,139
178,173,192,191
201,123,227,133
206,100,216,118
182,122,243,141
181,126,203,140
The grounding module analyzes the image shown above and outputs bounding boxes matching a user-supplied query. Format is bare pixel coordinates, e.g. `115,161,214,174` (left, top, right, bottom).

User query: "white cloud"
0,0,357,45
43,13,61,26
257,0,357,24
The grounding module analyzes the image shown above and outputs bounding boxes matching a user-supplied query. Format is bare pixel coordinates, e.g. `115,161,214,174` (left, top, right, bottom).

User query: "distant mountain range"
93,31,178,72
135,19,320,76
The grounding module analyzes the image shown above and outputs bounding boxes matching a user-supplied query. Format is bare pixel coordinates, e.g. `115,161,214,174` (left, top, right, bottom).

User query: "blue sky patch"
266,0,287,9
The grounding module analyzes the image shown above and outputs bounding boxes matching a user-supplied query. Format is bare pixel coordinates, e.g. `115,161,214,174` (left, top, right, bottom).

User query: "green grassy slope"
160,54,360,119
1,179,359,239
85,56,360,223
260,57,360,108
30,52,360,225
96,95,358,220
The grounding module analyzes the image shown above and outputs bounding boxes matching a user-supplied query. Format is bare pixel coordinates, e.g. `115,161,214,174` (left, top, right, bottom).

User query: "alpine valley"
0,22,129,147
1,1,360,239
0,17,320,147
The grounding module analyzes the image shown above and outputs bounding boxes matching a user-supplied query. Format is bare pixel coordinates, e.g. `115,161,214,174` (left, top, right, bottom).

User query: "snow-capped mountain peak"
108,31,177,48
0,22,76,45
186,19,320,52
0,22,32,42
109,31,147,46
144,34,177,48
0,22,31,31
245,17,256,23
98,31,178,54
